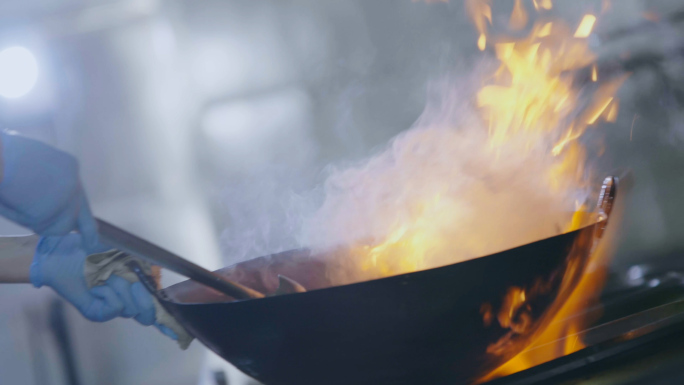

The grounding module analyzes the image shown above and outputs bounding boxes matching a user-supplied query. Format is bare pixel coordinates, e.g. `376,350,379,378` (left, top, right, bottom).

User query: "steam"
218,165,319,265
298,74,590,284
217,72,595,286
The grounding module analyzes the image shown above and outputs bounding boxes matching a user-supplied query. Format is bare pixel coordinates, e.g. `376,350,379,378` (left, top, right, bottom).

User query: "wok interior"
163,215,601,305
163,248,327,303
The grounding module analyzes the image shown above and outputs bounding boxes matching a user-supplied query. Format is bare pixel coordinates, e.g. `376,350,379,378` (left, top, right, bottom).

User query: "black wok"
141,177,618,385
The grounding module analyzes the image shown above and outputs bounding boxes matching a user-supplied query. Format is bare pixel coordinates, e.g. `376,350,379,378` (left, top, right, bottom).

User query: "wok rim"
162,219,603,306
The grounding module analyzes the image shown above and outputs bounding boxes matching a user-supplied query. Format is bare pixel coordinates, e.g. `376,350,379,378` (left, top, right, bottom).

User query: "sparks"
478,33,487,51
574,14,597,38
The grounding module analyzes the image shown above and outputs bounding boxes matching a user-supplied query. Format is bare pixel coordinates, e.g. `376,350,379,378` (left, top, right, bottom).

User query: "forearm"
0,235,39,283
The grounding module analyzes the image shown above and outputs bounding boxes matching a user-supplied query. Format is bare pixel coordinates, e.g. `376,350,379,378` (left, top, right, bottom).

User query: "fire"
479,247,610,381
478,201,621,382
344,1,625,380
532,0,554,11
466,0,491,51
302,2,626,374
509,0,528,30
574,14,597,38
465,2,626,382
352,3,621,280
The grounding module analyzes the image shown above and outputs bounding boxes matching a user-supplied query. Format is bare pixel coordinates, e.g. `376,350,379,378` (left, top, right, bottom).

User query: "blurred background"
0,0,683,384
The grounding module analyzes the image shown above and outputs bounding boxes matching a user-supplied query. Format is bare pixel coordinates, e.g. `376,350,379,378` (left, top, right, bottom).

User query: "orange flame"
574,14,597,38
509,0,528,31
306,2,626,365
350,4,624,283
299,7,627,376
466,0,492,51
478,207,619,382
401,1,625,381
292,0,630,375
467,3,626,382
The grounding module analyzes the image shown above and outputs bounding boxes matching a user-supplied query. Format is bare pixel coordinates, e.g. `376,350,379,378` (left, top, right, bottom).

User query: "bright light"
0,47,39,99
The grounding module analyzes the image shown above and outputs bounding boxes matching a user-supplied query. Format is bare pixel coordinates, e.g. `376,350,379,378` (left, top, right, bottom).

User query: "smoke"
298,73,591,284
217,165,320,265
217,69,596,287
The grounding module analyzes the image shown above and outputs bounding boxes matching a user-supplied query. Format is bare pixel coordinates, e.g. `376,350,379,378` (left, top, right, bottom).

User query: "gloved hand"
30,234,177,340
0,132,98,248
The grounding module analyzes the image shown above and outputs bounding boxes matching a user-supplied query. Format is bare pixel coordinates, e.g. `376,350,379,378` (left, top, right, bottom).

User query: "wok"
140,177,619,385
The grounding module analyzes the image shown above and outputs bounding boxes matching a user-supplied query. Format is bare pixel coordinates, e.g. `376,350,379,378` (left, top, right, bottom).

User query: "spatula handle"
96,219,264,300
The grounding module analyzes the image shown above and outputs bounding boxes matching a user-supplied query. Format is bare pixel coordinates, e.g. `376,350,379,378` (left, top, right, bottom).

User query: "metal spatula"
96,219,304,300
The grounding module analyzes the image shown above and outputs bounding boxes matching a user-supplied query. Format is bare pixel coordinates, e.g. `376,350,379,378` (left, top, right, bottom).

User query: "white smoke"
298,74,591,282
218,165,319,265
216,69,594,286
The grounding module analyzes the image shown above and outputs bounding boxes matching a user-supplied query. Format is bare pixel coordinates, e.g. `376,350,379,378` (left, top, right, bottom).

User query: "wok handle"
595,175,620,238
125,260,165,299
125,259,175,305
124,259,192,337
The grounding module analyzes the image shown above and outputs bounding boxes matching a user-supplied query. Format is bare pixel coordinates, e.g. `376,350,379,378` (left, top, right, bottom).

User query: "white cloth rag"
84,250,194,349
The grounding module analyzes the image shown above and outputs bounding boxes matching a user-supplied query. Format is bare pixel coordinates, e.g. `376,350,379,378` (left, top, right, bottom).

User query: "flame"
466,0,492,51
509,0,528,30
345,5,624,282
480,264,609,381
606,99,619,122
537,22,552,37
476,26,593,151
478,33,487,51
574,14,597,38
478,206,619,382
349,2,625,380
302,3,626,376
467,5,626,383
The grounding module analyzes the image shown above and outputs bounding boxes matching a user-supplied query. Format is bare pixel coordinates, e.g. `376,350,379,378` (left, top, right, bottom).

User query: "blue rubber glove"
0,132,98,248
30,234,177,340
104,273,178,340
